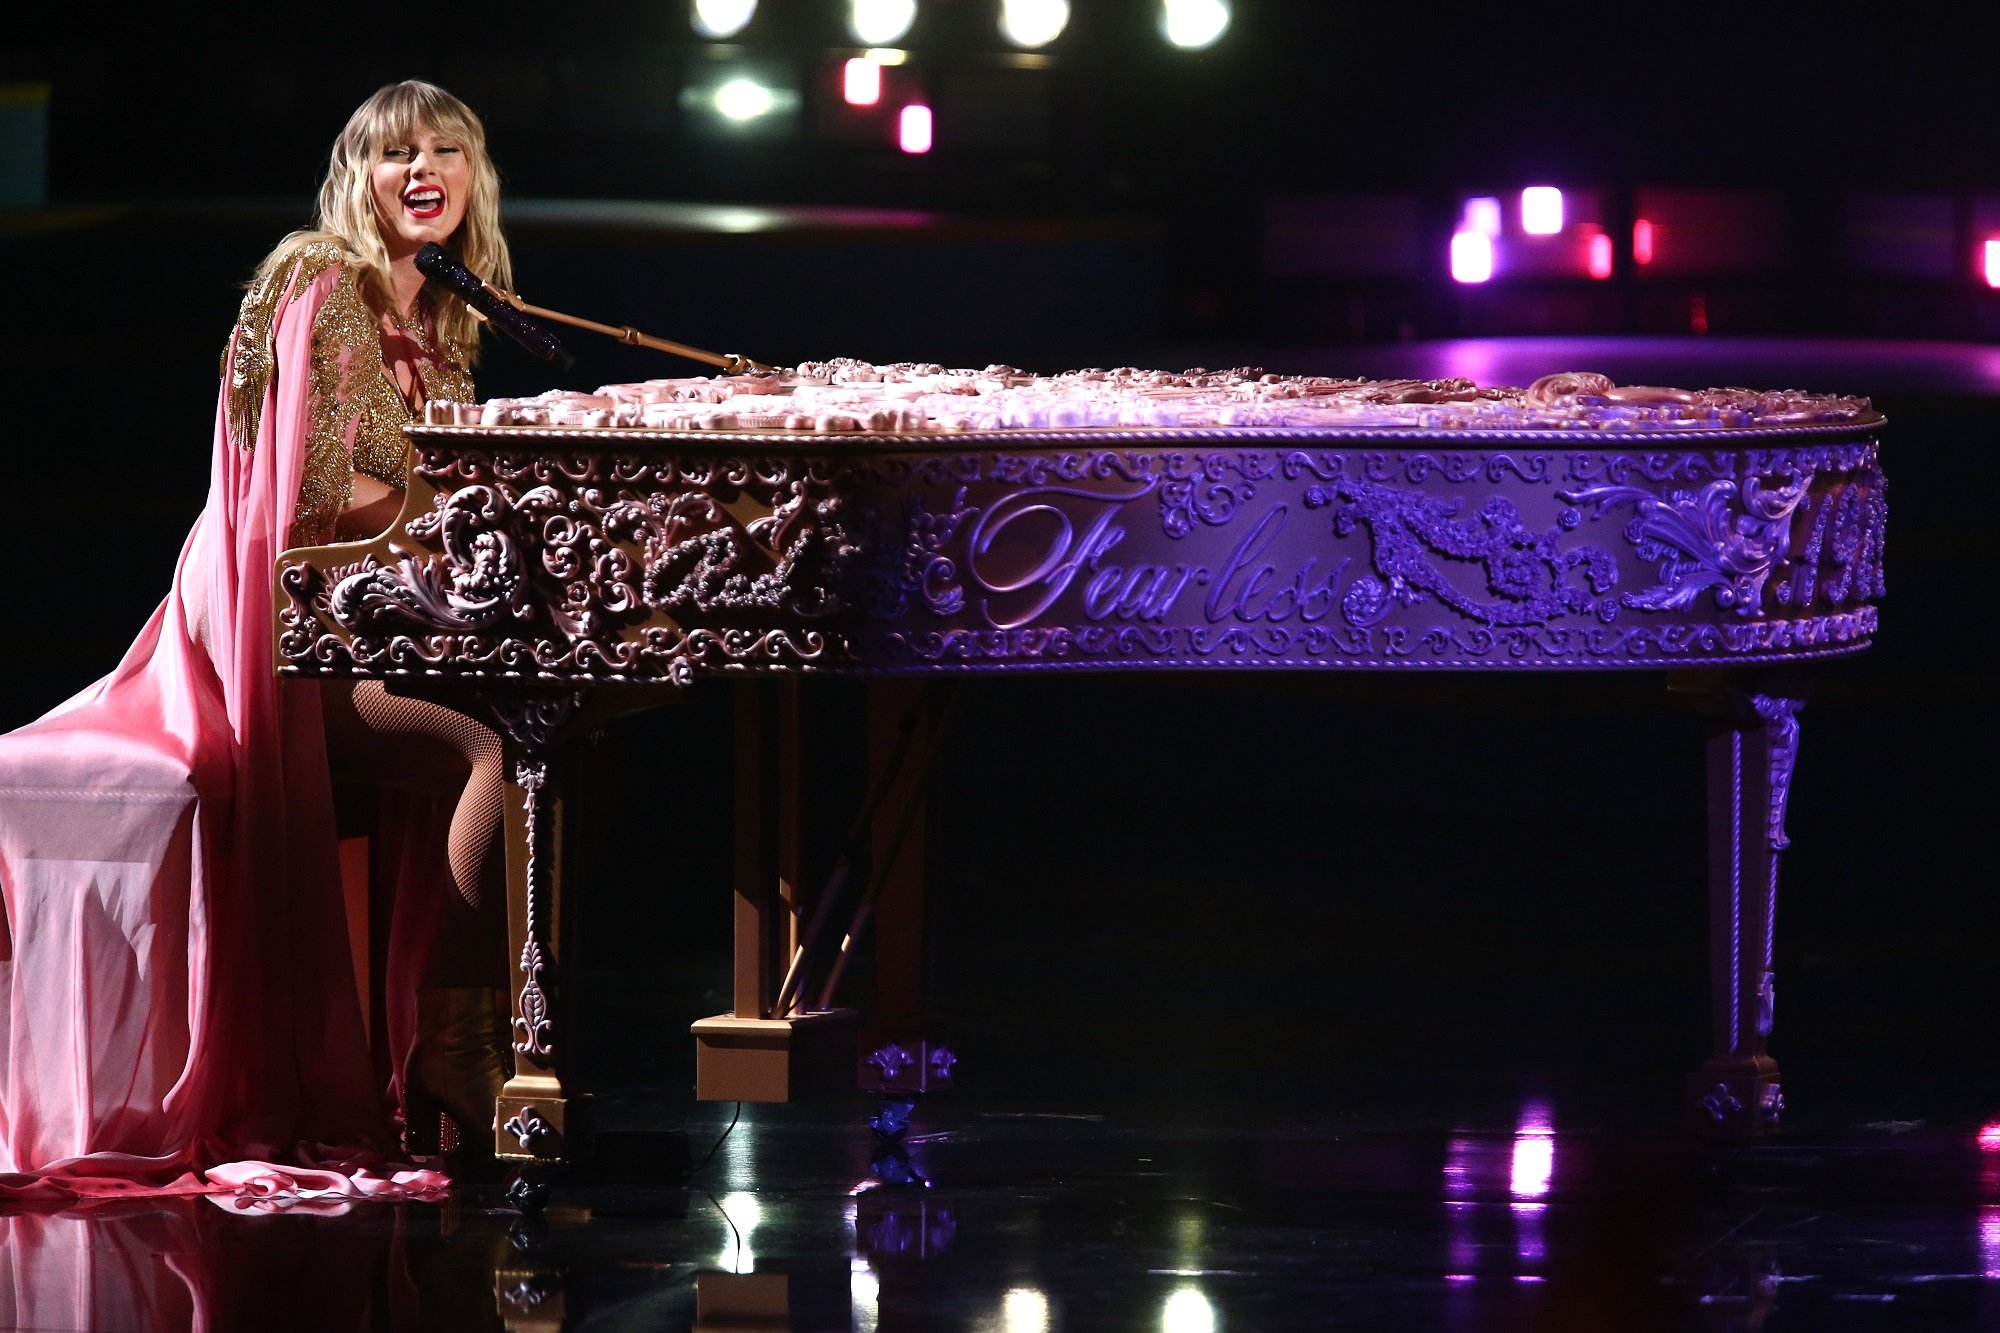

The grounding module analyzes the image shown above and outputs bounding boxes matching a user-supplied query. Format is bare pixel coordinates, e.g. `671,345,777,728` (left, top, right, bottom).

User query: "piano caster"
505,1164,556,1215
868,1094,930,1188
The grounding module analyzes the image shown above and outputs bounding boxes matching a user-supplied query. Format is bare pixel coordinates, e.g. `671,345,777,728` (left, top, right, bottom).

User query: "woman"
0,81,511,1199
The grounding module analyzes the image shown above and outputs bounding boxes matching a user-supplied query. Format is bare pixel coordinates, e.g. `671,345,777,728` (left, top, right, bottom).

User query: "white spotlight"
713,78,776,122
1450,231,1494,284
898,103,933,154
691,0,757,39
849,0,918,45
1161,0,1230,49
1161,1285,1218,1333
844,57,882,106
1002,1287,1053,1333
1520,186,1564,236
1000,0,1069,48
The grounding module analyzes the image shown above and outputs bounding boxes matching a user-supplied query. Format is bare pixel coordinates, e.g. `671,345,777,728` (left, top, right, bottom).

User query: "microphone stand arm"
483,284,776,375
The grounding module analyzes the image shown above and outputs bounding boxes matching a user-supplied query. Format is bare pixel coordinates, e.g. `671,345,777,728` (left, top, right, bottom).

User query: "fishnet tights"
322,680,505,912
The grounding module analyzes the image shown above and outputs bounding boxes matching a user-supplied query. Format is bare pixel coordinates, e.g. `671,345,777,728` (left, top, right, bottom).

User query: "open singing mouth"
402,186,445,218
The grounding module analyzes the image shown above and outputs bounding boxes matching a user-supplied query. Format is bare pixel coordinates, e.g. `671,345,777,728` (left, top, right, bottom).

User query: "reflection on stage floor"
7,1096,2000,1330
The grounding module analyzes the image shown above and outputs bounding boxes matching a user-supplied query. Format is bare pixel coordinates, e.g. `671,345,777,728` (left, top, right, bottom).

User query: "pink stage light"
1984,238,2000,288
1978,1121,2000,1150
1587,230,1613,280
1633,218,1655,266
844,57,882,106
1450,231,1493,283
1520,186,1563,236
1510,1102,1554,1200
1510,1132,1553,1200
899,103,933,154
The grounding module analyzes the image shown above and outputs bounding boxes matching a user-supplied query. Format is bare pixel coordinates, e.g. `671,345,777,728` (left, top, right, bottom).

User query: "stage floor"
8,1097,2000,1330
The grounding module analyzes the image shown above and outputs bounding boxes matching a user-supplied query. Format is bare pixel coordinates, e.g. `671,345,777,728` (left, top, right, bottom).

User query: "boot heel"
403,988,507,1161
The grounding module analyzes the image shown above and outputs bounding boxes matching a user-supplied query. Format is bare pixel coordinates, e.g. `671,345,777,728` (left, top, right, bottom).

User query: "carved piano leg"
483,695,591,1208
1675,671,1809,1138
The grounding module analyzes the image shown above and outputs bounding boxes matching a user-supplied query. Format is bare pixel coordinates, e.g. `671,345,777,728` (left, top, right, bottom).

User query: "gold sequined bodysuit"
226,241,474,544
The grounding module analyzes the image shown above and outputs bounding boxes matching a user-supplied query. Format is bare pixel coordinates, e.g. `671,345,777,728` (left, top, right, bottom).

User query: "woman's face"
370,127,472,262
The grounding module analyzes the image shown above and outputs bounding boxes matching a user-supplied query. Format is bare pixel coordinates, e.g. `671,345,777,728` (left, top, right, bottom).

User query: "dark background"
1,2,1994,1134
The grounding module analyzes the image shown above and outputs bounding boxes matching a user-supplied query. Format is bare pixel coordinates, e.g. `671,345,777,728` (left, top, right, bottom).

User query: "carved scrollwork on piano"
277,446,857,683
279,427,1887,685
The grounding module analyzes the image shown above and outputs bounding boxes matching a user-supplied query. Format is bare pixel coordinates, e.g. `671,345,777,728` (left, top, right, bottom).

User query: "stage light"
1510,1134,1553,1199
1161,1285,1217,1333
1450,231,1493,283
1002,1287,1052,1333
899,103,933,153
1587,230,1613,279
1633,218,1655,266
1462,196,1502,237
717,1190,762,1272
1984,238,2000,288
1161,0,1230,49
1521,186,1563,236
849,0,918,45
844,57,882,106
692,0,756,38
851,1259,880,1332
713,77,777,122
1000,0,1069,47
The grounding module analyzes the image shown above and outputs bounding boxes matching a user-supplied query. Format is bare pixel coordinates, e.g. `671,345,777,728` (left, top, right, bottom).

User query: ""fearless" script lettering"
966,486,1357,630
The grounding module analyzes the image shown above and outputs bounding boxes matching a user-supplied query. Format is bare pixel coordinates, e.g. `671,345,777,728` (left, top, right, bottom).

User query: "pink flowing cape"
0,260,449,1201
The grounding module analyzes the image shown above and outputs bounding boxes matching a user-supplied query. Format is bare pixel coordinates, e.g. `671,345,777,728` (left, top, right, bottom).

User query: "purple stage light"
1463,196,1503,237
1510,1102,1555,1200
1984,238,2000,288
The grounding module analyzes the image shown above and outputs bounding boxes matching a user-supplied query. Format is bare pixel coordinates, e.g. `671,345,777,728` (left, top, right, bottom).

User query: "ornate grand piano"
274,381,1886,1186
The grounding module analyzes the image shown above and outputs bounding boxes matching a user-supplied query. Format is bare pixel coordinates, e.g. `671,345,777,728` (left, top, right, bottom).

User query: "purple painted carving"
867,1044,914,1081
1561,474,1812,615
1697,1083,1743,1123
1754,695,1804,850
1159,460,1254,537
867,486,978,617
1307,482,1620,627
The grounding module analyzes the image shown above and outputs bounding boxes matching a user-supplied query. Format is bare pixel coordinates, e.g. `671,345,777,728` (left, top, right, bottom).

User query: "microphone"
415,243,575,371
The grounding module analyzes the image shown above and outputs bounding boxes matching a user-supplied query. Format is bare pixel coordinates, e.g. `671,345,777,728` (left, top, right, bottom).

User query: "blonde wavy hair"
252,80,512,364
